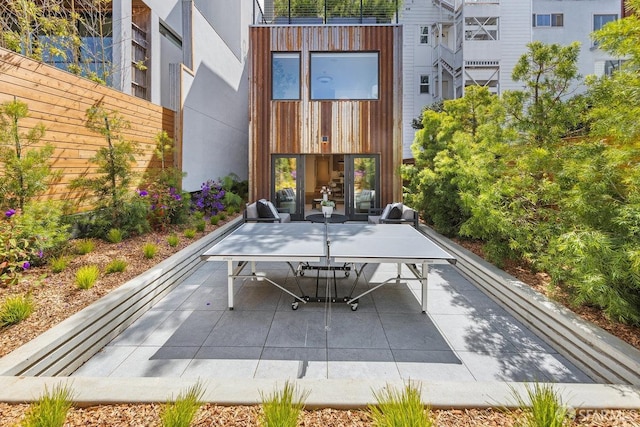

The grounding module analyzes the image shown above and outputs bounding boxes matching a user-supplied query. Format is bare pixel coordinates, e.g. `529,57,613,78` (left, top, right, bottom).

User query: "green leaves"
404,39,640,324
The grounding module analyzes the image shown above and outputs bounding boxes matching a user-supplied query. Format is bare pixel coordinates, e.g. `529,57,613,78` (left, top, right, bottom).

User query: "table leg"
421,262,428,313
227,260,234,310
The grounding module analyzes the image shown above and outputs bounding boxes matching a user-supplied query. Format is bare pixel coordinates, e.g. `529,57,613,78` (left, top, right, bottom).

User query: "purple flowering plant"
193,180,226,217
139,185,188,231
1,209,39,286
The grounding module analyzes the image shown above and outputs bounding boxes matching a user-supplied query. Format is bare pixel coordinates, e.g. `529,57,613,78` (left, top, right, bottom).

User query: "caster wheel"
350,303,358,311
300,271,305,276
345,272,350,277
292,302,299,310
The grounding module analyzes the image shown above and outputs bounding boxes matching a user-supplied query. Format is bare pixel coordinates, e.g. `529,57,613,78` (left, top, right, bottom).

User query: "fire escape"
431,0,463,100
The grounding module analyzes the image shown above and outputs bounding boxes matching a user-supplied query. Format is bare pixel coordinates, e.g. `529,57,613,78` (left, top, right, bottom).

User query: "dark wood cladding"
249,25,402,203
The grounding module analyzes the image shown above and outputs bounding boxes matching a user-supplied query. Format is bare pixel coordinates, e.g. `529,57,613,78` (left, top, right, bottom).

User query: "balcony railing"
253,0,400,25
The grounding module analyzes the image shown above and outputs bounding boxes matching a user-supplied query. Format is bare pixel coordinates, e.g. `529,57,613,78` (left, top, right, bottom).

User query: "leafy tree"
70,106,148,236
588,0,640,143
403,86,507,236
0,0,115,84
0,99,55,210
503,41,583,145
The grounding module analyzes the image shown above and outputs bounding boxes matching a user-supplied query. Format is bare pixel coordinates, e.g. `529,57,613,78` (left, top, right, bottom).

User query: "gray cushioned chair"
368,202,418,228
244,199,291,223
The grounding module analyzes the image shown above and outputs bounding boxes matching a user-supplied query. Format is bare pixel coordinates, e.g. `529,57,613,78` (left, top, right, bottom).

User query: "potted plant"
321,200,335,217
320,185,332,202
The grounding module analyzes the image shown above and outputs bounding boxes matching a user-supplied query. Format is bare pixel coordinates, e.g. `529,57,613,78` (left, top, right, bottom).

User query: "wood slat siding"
0,48,175,211
249,25,403,204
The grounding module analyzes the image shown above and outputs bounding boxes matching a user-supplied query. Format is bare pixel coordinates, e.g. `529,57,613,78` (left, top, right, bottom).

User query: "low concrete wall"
420,226,640,386
0,218,242,377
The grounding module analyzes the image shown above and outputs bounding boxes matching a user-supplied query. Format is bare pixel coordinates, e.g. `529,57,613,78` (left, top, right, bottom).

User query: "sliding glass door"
344,154,380,220
272,155,304,221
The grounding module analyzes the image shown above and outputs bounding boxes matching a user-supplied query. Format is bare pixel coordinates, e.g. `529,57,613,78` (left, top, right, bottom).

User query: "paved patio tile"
75,251,593,384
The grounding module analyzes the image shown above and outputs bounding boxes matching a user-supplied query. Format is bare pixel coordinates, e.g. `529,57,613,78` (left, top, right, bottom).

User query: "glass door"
344,155,380,220
272,155,304,221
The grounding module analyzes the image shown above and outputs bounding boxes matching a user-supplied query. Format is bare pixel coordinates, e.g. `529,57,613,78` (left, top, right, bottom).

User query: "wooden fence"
0,47,175,212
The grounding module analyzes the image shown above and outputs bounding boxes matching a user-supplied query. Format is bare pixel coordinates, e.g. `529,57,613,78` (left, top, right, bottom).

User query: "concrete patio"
73,256,591,383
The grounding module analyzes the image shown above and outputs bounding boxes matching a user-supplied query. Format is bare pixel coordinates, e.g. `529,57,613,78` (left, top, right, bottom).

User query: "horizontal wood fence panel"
0,48,175,212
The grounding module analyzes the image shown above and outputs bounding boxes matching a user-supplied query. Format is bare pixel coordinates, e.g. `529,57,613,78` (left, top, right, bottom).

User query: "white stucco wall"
130,0,249,191
533,0,622,89
180,2,250,191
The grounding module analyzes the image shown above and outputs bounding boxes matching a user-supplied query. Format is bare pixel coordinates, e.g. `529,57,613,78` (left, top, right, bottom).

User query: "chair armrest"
243,209,280,223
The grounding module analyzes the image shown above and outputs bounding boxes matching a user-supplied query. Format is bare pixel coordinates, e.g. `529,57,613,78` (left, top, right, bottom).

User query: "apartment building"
400,0,624,159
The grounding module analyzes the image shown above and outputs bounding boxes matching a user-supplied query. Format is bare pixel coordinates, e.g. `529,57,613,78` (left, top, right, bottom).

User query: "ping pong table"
200,222,456,312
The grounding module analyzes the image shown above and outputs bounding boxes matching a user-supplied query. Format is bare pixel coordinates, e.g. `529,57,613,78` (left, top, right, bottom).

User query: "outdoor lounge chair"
368,202,419,228
244,199,291,223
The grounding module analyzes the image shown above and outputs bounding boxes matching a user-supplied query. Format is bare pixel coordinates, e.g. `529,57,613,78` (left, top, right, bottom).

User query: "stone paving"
74,260,593,383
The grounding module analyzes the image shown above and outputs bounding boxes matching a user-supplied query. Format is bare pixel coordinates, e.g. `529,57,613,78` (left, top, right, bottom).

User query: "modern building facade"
248,23,403,221
400,0,625,159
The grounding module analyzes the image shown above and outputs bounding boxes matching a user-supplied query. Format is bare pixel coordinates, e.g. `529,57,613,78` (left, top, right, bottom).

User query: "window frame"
532,13,564,28
272,51,302,101
419,26,429,44
309,51,380,101
419,74,430,94
593,14,617,32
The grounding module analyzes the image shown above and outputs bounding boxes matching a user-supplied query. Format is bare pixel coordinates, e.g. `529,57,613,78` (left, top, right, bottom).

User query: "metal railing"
254,0,400,25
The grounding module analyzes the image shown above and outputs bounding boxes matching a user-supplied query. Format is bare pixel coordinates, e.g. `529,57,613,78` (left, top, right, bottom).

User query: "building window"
604,59,623,75
419,26,429,44
131,22,148,100
532,14,564,27
464,17,499,41
272,52,301,100
310,52,379,100
594,14,617,31
419,75,429,94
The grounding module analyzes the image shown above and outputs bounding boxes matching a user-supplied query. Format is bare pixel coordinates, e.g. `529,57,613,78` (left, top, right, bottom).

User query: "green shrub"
1,201,70,285
183,229,196,239
20,383,74,427
209,216,220,226
14,201,70,263
105,259,127,274
49,256,70,274
510,382,570,427
106,228,124,243
369,382,433,427
69,107,141,234
0,294,34,327
75,265,100,289
259,381,308,427
218,213,227,221
167,234,179,247
143,243,158,259
195,220,206,232
0,99,54,211
160,381,205,427
75,239,95,255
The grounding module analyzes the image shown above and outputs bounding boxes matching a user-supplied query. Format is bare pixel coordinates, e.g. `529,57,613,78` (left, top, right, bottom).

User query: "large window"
272,52,301,100
533,13,563,27
594,14,617,31
310,52,379,100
